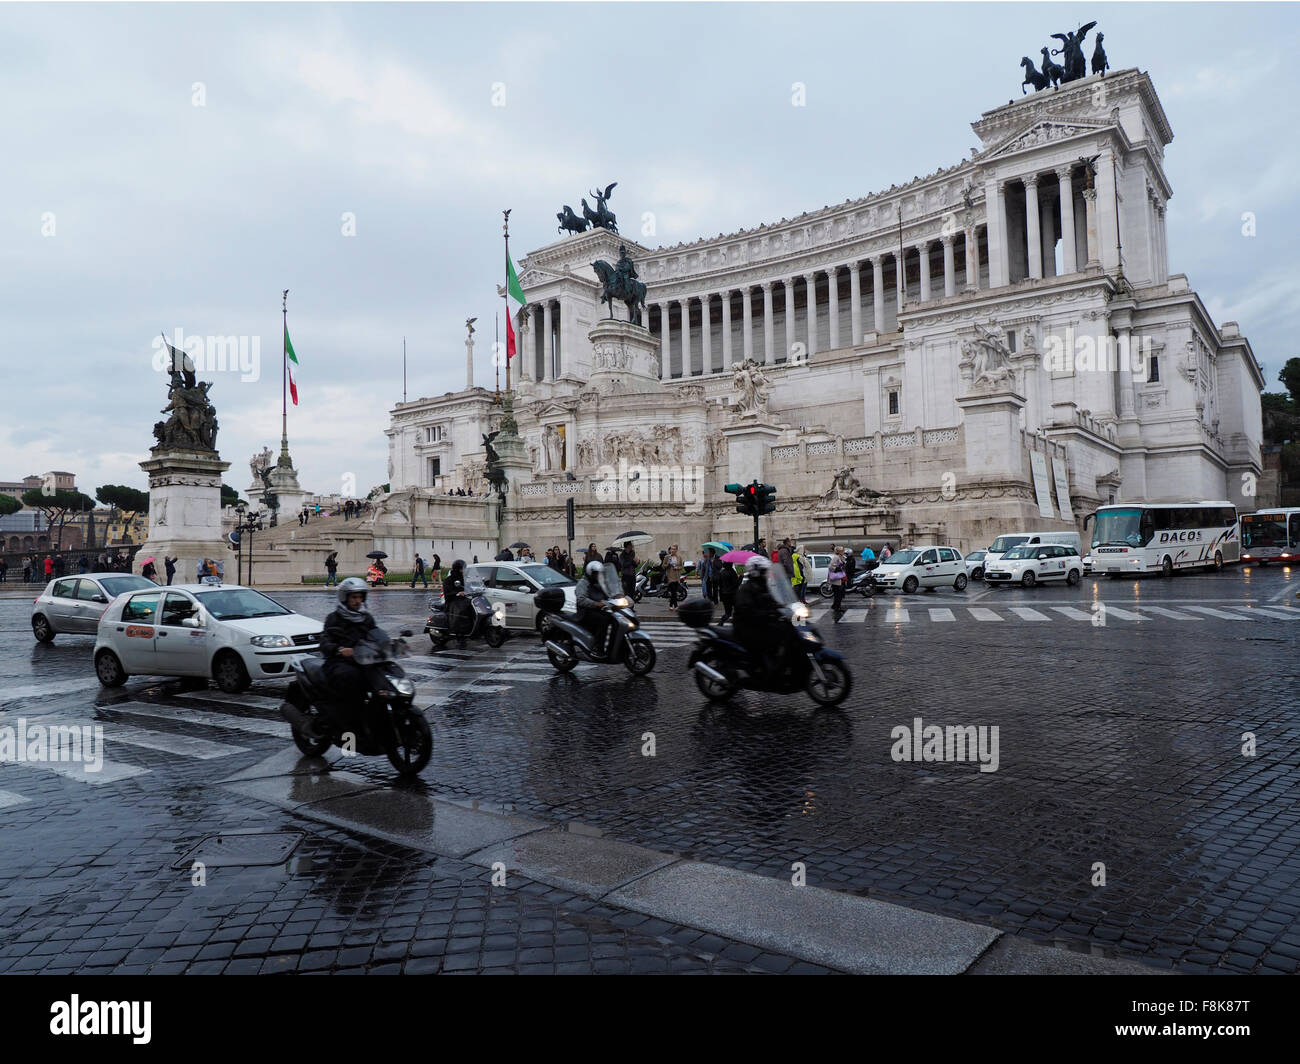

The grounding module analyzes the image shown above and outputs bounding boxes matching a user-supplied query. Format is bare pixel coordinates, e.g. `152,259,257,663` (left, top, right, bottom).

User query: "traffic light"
725,482,754,516
754,483,777,516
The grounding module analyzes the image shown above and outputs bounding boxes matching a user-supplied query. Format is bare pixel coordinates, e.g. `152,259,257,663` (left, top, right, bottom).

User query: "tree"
1280,357,1300,406
21,488,97,549
221,484,244,508
97,484,149,546
0,493,22,518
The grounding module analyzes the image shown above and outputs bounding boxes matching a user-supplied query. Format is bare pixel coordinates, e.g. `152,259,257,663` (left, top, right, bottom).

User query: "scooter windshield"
597,565,623,600
352,628,393,665
765,565,797,606
465,577,488,595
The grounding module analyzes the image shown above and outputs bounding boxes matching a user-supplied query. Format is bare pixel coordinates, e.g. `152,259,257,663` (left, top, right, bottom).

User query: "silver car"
31,573,157,641
464,562,577,632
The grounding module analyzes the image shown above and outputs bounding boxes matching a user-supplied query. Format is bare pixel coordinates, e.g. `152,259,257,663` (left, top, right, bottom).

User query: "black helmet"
450,559,465,574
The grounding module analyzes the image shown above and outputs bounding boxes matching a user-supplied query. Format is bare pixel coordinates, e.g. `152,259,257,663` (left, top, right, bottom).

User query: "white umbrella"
610,531,653,547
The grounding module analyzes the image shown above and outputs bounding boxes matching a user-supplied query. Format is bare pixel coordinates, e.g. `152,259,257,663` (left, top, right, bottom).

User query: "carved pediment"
982,118,1107,161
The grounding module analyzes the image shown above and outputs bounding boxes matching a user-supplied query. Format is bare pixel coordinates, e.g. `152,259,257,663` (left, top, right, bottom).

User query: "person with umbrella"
324,551,338,587
366,550,388,586
141,556,158,583
619,542,637,596
719,557,739,621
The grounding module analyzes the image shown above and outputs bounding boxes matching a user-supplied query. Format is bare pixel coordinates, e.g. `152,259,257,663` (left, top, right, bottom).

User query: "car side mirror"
92,594,108,604
181,614,202,629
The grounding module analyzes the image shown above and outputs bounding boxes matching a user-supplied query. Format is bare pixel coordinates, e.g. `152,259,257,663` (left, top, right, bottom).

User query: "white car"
464,562,577,632
984,544,1082,588
963,550,989,581
31,573,157,641
871,546,968,594
93,583,324,693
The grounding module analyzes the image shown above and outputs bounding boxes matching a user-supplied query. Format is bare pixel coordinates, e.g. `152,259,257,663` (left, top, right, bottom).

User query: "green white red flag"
505,254,525,359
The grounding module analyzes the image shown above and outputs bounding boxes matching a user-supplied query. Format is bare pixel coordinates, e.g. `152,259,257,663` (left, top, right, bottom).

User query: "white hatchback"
93,583,323,693
871,546,968,594
985,545,1083,588
464,562,577,632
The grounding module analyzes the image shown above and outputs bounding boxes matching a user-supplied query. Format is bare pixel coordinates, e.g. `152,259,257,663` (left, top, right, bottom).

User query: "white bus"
1240,507,1300,565
1084,501,1239,577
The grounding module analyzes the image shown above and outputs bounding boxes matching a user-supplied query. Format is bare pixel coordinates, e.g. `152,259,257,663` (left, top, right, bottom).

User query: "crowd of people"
1,550,139,584
338,499,371,521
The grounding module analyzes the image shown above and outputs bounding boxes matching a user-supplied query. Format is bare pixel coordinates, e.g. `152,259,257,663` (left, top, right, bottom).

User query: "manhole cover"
174,830,303,869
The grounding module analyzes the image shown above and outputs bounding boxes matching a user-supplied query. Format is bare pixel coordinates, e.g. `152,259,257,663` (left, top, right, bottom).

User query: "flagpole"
503,208,512,396
280,289,289,466
494,313,500,400
403,336,407,403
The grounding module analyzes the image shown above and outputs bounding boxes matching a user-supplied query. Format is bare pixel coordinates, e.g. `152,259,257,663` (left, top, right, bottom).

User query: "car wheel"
954,573,968,592
212,651,251,694
1066,569,1080,587
31,614,54,643
1161,556,1173,578
95,649,127,687
972,567,984,581
902,575,919,594
1021,571,1036,588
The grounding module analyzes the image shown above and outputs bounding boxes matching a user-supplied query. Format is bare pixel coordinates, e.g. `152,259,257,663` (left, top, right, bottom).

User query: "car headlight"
251,634,293,648
393,677,415,696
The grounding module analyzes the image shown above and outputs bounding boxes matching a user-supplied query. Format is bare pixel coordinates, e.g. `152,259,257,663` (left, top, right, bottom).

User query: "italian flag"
286,328,299,405
505,254,526,359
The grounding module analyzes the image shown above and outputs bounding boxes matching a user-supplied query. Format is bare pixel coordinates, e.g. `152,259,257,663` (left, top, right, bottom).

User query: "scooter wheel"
484,626,508,648
693,654,737,701
385,707,432,776
546,635,578,673
806,657,852,708
624,639,656,675
429,633,448,650
290,709,332,757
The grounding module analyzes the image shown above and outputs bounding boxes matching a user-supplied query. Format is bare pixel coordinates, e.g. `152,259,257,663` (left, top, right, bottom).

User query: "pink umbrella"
720,549,759,564
142,556,156,564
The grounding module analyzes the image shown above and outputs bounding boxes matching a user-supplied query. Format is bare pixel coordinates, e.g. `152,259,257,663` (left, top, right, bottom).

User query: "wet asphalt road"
1,564,1298,973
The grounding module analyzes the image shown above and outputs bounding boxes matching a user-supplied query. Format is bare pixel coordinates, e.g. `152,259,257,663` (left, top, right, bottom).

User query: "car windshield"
967,551,986,561
1003,547,1033,560
98,575,155,597
519,564,574,587
196,588,292,620
1091,509,1144,548
885,550,919,565
989,536,1029,553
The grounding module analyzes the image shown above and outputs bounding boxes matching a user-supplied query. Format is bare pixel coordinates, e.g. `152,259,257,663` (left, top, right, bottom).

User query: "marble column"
848,261,862,345
760,282,772,363
516,312,530,382
964,229,979,291
872,258,885,333
743,286,756,363
987,179,1009,287
1025,176,1043,280
826,267,840,349
1095,148,1120,272
804,272,818,357
679,299,691,377
919,242,931,301
1082,188,1100,267
942,236,955,298
1057,166,1077,274
1040,190,1057,278
542,301,553,381
1117,326,1136,419
700,294,712,373
783,277,795,361
721,291,733,369
658,302,670,378
895,251,906,314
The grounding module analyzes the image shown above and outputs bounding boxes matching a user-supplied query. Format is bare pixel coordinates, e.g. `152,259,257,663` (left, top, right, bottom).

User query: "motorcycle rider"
576,560,613,657
733,556,789,679
318,576,379,731
442,559,471,640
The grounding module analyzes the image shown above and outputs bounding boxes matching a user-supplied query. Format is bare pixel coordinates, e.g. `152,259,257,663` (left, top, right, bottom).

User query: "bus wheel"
1161,556,1173,578
1212,551,1223,572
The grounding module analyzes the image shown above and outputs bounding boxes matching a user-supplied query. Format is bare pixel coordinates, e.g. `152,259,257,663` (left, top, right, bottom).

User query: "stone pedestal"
722,419,783,486
135,448,231,579
956,389,1026,478
586,318,663,394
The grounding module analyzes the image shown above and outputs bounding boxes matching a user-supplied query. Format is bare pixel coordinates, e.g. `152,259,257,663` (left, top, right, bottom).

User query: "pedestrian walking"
411,553,428,589
165,556,177,585
44,555,54,581
22,557,32,583
777,538,794,579
880,543,892,563
664,544,684,610
77,555,89,574
844,547,857,587
0,558,7,584
620,544,637,596
718,560,739,623
324,551,338,587
430,552,442,579
828,546,847,612
53,555,65,578
791,544,807,603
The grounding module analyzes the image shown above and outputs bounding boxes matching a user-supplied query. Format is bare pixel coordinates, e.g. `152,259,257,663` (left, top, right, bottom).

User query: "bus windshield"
1092,509,1144,548
1241,514,1287,549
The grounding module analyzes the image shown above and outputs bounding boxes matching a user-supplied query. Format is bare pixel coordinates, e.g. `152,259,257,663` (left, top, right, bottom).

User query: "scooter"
681,571,852,707
633,565,692,603
535,568,656,675
425,576,508,649
819,563,878,599
278,627,433,776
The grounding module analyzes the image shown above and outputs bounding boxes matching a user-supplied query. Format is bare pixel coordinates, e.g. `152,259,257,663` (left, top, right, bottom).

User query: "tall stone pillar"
919,242,931,301
1095,148,1120,272
659,302,671,378
895,251,905,314
804,272,818,357
678,299,691,377
783,278,795,361
1082,188,1100,267
848,261,862,344
986,179,1008,287
1040,191,1057,278
872,258,885,332
541,301,554,381
827,267,840,349
964,229,979,291
516,312,530,383
700,294,712,374
759,283,772,363
721,291,733,369
1025,176,1043,280
942,237,956,298
1057,166,1077,274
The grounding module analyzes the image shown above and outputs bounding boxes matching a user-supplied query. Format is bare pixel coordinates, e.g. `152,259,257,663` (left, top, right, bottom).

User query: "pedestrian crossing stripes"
0,790,31,810
804,603,1300,625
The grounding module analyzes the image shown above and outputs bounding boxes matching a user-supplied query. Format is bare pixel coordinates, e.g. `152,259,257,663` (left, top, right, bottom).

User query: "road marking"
1241,605,1300,620
1008,607,1050,621
110,702,288,737
968,608,1003,622
1271,585,1299,603
1098,606,1145,620
1051,607,1093,621
0,790,31,811
929,608,956,622
1135,606,1194,620
90,723,247,760
1180,605,1251,621
13,758,149,786
0,679,103,703
882,607,910,624
175,689,285,711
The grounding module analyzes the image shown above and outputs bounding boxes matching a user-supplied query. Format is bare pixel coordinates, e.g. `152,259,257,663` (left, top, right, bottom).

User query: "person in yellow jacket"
791,544,808,603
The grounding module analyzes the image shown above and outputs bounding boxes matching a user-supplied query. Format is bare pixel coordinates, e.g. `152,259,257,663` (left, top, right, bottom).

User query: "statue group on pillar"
152,338,219,451
557,182,619,235
1020,22,1107,93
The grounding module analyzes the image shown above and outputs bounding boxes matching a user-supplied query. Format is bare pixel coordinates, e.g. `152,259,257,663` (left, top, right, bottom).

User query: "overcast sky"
2,2,1295,500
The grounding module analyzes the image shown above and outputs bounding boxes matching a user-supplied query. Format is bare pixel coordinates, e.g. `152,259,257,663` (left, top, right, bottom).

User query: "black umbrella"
366,550,388,559
611,530,653,547
509,541,530,549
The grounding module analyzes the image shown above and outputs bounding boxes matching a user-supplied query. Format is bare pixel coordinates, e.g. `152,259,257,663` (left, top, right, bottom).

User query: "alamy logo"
0,719,103,771
890,716,1000,773
50,996,151,1044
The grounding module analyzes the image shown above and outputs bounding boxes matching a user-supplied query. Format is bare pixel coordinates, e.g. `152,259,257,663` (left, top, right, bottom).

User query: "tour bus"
1240,508,1300,565
1084,501,1239,577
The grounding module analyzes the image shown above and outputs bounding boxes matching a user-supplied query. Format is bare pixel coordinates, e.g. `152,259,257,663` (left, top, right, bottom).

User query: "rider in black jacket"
733,557,787,677
442,560,471,637
320,577,379,718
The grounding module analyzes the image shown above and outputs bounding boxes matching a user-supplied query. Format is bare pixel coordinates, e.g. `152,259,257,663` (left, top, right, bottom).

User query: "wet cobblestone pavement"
1,565,1297,973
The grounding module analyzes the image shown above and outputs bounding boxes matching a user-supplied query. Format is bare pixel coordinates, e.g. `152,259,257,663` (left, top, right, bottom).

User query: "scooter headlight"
392,677,415,697
792,603,810,621
611,596,631,609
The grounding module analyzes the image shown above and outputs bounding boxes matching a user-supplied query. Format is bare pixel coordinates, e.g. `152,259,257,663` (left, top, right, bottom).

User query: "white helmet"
744,556,771,576
337,576,368,603
585,560,604,579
